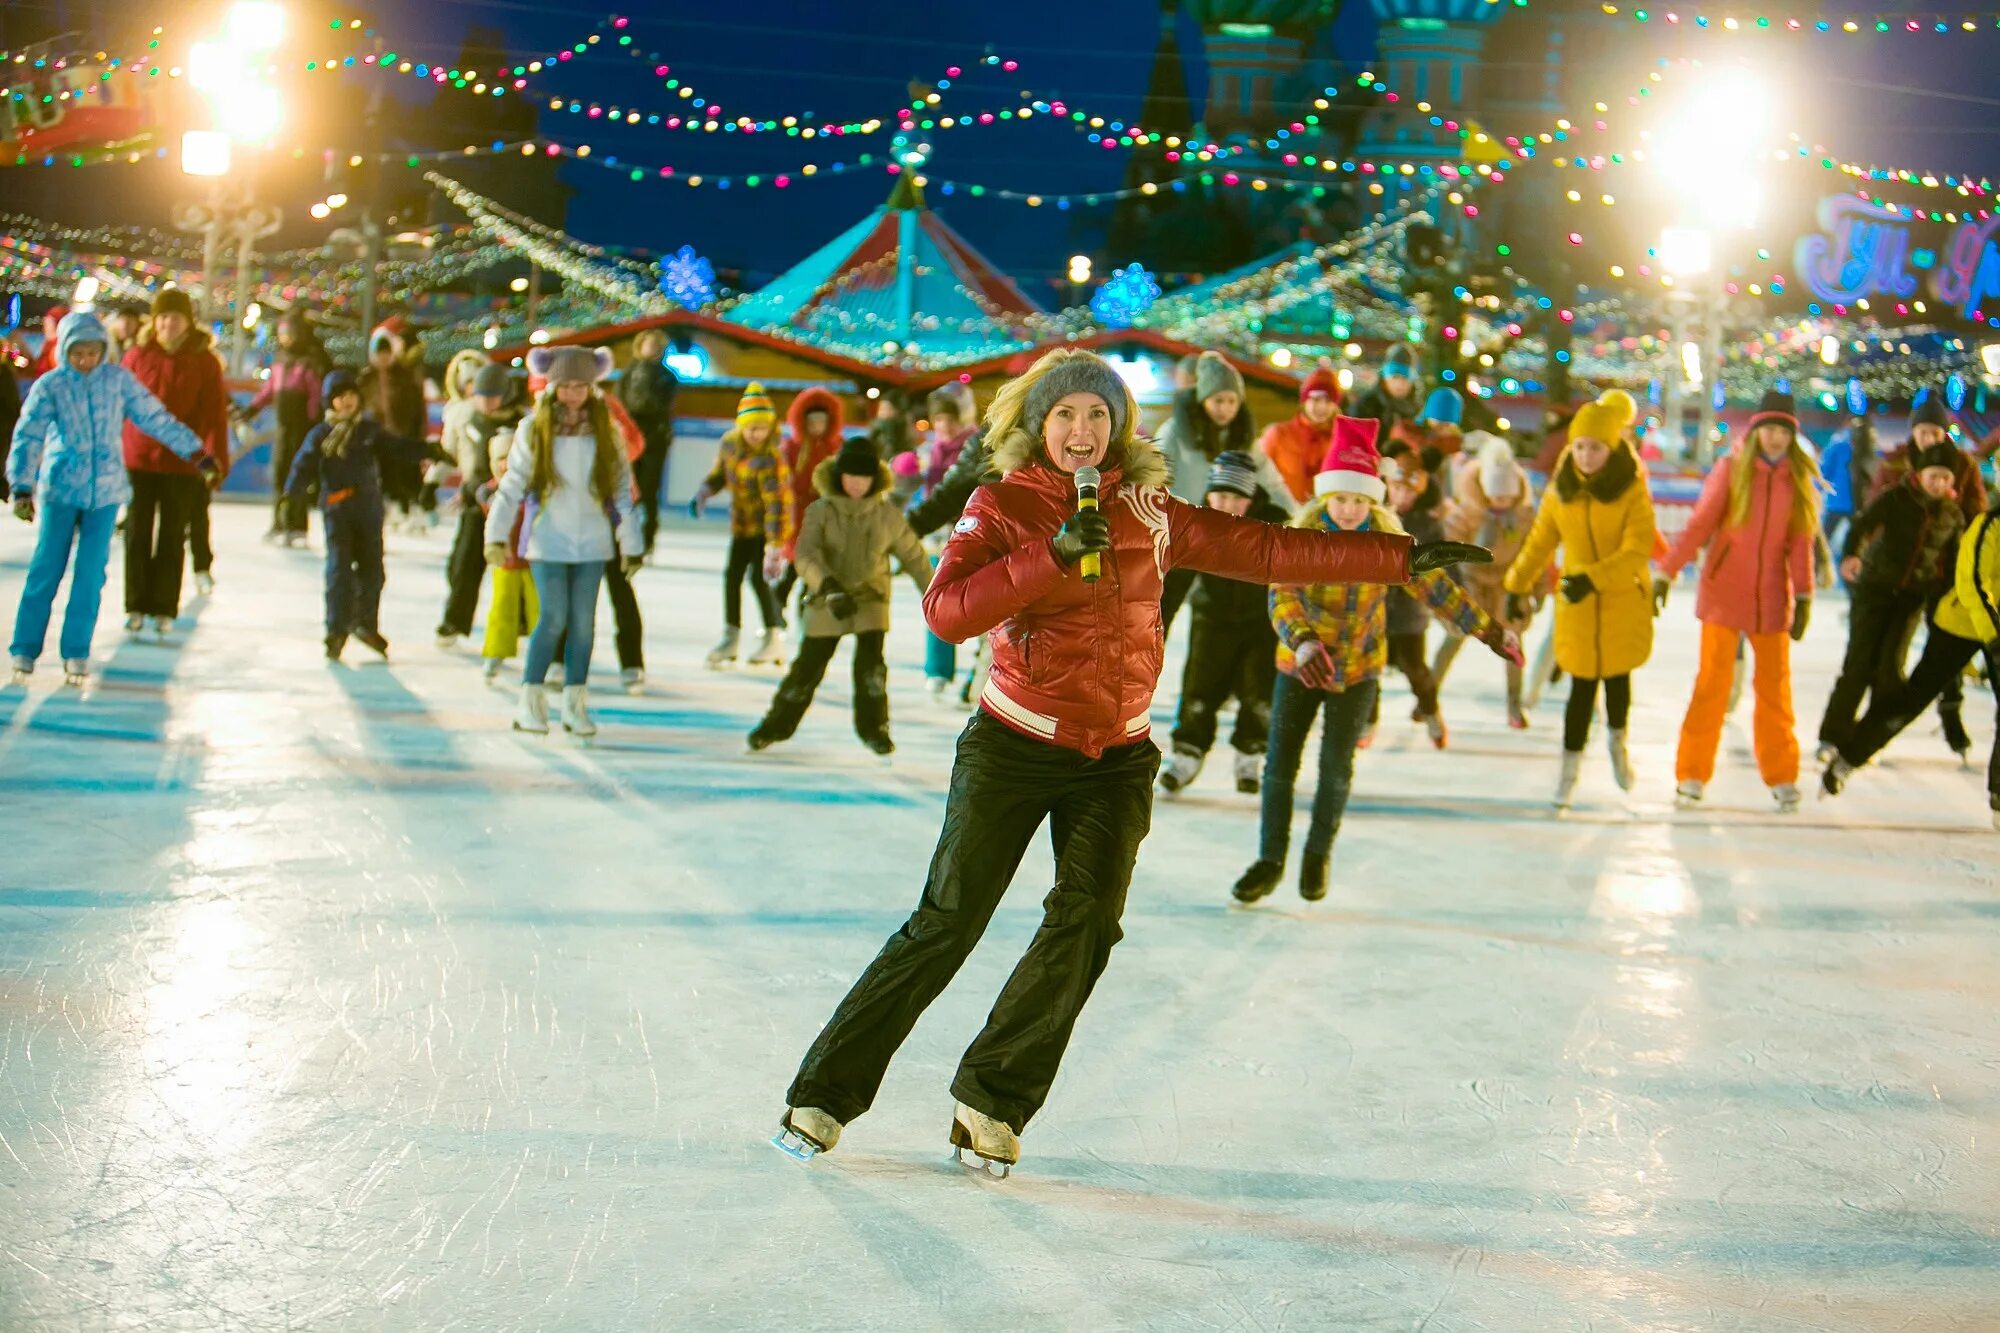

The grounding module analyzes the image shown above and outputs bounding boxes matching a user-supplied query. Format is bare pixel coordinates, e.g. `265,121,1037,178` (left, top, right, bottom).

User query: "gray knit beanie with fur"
1194,350,1246,404
1023,354,1129,441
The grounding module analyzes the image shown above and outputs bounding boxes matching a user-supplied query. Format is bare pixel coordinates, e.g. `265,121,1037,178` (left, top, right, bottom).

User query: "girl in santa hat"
1234,417,1522,906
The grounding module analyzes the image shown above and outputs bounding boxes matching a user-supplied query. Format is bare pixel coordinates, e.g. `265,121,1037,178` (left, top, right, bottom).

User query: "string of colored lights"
1613,8,2000,36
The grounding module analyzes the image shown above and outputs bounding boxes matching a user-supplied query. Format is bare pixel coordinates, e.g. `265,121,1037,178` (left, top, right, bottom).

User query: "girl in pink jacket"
1655,388,1824,811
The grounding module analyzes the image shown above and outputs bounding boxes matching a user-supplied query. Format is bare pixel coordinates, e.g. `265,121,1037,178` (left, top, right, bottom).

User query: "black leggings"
723,535,782,630
1563,674,1631,752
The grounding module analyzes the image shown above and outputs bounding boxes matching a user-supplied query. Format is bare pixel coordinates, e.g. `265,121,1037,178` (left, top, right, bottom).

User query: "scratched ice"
1,505,1995,1330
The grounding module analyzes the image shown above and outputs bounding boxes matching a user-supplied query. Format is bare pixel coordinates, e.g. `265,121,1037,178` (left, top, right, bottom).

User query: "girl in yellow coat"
1502,390,1658,809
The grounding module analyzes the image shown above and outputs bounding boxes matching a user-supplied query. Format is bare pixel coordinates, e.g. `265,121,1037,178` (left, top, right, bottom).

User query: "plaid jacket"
1271,516,1490,690
704,428,794,547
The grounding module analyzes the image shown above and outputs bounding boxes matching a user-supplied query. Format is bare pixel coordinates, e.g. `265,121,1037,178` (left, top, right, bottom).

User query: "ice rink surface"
1,503,1995,1331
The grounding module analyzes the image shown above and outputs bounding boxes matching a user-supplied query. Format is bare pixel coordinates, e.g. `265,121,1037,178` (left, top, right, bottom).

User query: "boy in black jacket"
288,370,447,660
1159,452,1288,797
1817,440,1966,758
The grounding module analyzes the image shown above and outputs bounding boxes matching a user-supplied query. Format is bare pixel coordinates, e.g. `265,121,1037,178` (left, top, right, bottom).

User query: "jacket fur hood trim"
812,456,894,500
787,386,846,443
985,426,1170,491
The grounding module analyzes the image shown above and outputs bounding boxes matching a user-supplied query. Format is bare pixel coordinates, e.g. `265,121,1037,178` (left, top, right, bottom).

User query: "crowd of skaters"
1,301,1996,848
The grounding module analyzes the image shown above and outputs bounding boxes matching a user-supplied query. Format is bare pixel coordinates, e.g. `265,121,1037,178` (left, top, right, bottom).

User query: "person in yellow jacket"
1502,390,1658,810
1823,496,1999,828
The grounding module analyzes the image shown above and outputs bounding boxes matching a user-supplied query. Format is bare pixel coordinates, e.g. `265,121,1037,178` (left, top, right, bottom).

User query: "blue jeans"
10,500,118,663
1258,672,1378,864
523,560,605,686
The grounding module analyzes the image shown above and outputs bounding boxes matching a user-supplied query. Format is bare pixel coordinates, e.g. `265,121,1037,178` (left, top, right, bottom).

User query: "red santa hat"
1300,359,1343,408
1313,416,1386,500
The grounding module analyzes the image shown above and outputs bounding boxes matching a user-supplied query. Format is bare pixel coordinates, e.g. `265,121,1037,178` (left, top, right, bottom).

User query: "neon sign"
1796,195,2000,319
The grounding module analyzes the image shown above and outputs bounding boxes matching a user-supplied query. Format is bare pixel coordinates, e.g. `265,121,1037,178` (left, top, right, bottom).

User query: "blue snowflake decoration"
658,245,715,310
1946,372,1967,412
1089,263,1161,328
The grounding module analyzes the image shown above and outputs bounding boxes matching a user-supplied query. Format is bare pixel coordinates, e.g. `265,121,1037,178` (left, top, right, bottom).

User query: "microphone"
1073,465,1102,583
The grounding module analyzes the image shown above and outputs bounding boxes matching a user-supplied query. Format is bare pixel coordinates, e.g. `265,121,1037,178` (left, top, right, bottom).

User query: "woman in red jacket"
774,349,1487,1176
121,289,229,635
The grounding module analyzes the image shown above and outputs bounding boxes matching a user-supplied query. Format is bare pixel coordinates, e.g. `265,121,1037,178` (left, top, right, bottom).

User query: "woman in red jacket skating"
774,349,1489,1176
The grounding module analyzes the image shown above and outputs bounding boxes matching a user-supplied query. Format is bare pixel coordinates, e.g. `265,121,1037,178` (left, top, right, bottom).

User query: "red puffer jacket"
121,330,230,476
926,434,1412,757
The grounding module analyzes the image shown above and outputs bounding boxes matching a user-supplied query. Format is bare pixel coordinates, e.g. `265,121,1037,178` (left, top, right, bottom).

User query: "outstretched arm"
1168,497,1411,587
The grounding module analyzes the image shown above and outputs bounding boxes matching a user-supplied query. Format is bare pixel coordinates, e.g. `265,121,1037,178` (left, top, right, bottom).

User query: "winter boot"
1941,707,1972,764
561,685,597,737
1554,750,1583,811
1424,710,1449,750
61,658,88,686
1298,852,1328,902
1234,750,1261,795
1231,859,1283,904
772,1106,843,1162
862,730,895,756
354,627,390,658
621,666,645,694
705,627,740,669
324,634,346,661
513,683,550,734
747,627,784,666
1607,728,1635,792
1674,779,1705,809
1821,757,1853,798
746,727,778,752
1771,783,1802,814
1157,746,1204,796
950,1102,1020,1178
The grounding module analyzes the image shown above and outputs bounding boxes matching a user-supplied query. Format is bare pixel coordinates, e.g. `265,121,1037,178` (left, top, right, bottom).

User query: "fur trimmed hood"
984,426,1170,491
812,455,894,501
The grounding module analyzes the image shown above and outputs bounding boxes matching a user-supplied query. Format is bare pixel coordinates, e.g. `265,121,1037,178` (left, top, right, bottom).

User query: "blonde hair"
1294,492,1405,536
1727,430,1824,537
983,348,1141,462
524,390,621,505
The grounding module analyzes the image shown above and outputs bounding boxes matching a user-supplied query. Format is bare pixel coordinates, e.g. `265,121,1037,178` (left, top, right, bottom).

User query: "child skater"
1158,452,1288,797
287,370,448,662
1501,390,1658,810
1822,489,1998,829
1815,439,1965,762
694,384,792,668
479,403,537,684
1655,387,1823,812
483,347,643,738
1233,418,1521,905
747,437,931,755
1433,431,1544,728
7,311,215,685
1376,437,1453,747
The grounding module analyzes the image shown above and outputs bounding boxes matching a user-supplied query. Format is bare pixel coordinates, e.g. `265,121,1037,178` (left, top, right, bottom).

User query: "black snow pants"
322,499,385,637
1817,584,1925,753
787,712,1160,1132
753,630,888,744
1170,611,1276,758
440,501,488,637
124,471,199,619
1842,625,1999,801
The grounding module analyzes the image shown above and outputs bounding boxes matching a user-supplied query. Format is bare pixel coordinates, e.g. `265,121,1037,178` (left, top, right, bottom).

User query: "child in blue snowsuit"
286,370,443,660
6,310,214,682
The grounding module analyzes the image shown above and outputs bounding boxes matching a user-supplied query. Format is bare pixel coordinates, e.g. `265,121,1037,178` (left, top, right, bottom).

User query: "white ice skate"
1553,751,1582,812
1607,728,1635,792
194,572,215,597
481,657,504,684
124,613,144,635
772,1106,843,1162
1771,783,1802,814
1674,780,1704,809
148,616,171,640
561,685,597,738
9,655,32,684
513,683,549,734
746,627,784,667
1156,747,1203,796
1233,750,1261,795
950,1102,1019,1178
437,630,462,650
621,666,645,694
61,658,87,687
705,627,740,670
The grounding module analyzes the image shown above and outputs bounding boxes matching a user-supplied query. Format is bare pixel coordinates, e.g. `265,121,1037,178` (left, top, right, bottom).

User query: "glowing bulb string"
1614,8,2000,36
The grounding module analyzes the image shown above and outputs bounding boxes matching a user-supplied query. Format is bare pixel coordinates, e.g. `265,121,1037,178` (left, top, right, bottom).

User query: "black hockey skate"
1231,859,1282,905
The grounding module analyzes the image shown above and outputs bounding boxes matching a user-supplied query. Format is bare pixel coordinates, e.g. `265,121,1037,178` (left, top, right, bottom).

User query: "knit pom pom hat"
1205,450,1261,501
528,344,613,386
1299,360,1343,406
735,382,778,430
1420,387,1463,426
1568,388,1637,445
1314,417,1387,500
1470,430,1525,501
1194,350,1246,405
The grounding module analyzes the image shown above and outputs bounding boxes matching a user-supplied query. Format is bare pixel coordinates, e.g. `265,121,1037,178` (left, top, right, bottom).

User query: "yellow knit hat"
1568,388,1637,446
736,382,777,429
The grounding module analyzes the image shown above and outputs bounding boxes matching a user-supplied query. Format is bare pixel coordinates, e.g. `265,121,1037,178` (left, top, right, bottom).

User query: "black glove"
1651,574,1670,614
1504,592,1529,624
1559,572,1595,604
821,579,857,620
1051,509,1112,566
1410,540,1491,574
1790,598,1811,642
